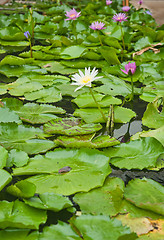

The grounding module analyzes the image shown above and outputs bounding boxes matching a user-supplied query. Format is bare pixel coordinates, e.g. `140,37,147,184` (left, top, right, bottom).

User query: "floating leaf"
7,180,36,198
24,86,62,103
142,102,164,129
0,107,21,124
71,215,137,240
0,123,55,154
74,106,136,124
55,134,120,148
39,223,80,240
104,137,164,170
124,178,164,216
131,126,164,146
13,148,111,195
72,92,122,108
0,169,12,191
116,214,154,236
60,45,86,59
43,117,102,135
16,103,65,124
0,145,8,169
7,149,29,168
74,177,124,216
0,200,47,229
24,192,72,212
0,229,31,240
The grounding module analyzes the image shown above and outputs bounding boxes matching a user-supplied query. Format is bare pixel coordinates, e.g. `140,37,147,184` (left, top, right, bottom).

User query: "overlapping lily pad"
43,117,102,135
74,177,124,216
124,178,164,216
104,137,164,170
55,134,120,148
0,200,47,229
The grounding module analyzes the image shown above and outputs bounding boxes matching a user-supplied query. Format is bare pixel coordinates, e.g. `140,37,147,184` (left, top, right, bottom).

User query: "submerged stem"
89,87,107,122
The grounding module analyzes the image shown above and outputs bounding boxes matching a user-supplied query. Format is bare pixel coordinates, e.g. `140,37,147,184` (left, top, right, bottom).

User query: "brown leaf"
133,43,163,57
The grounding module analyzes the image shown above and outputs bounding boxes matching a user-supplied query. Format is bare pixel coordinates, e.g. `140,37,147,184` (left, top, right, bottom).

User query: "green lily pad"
16,103,65,124
124,178,164,216
0,145,8,169
74,177,124,216
134,36,152,51
24,86,62,103
74,106,136,124
13,148,111,195
9,80,43,97
39,223,80,240
7,180,36,198
95,74,132,97
0,123,55,154
0,55,26,66
72,92,122,108
55,134,120,148
119,199,163,219
60,45,86,59
71,215,137,240
0,169,12,191
43,117,102,135
0,229,31,240
142,102,164,129
0,107,21,124
0,200,46,229
131,126,164,146
0,64,46,78
24,192,72,212
104,137,164,170
7,149,29,168
39,61,77,75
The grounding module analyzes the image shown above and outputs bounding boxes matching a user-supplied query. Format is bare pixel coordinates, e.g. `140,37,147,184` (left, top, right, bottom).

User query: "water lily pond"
0,0,164,239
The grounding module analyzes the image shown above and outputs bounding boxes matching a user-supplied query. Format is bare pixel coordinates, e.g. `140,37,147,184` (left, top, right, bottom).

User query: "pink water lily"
112,13,128,22
121,62,136,75
122,6,131,12
138,0,143,5
106,0,112,5
65,8,81,21
89,21,106,30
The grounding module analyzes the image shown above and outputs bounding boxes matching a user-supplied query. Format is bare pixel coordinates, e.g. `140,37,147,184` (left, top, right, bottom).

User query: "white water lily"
71,67,102,92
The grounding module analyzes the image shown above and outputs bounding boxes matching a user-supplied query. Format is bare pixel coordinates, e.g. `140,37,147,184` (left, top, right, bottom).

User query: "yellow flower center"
81,76,92,84
70,14,76,18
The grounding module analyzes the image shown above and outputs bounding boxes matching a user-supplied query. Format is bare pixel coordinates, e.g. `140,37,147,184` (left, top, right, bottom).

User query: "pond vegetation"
0,0,164,239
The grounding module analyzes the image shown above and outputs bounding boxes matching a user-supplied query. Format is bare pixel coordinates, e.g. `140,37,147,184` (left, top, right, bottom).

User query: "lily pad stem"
106,105,114,136
72,20,77,43
130,75,134,100
29,40,33,58
120,23,125,50
98,31,103,46
89,87,107,122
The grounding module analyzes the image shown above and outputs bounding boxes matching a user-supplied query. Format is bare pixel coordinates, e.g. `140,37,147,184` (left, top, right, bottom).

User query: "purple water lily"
65,8,81,21
121,62,136,75
106,0,112,5
24,31,30,39
112,13,128,23
122,6,131,12
89,21,106,30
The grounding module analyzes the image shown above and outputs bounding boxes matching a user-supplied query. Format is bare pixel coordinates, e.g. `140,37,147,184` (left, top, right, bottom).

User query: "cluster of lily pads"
0,0,164,239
